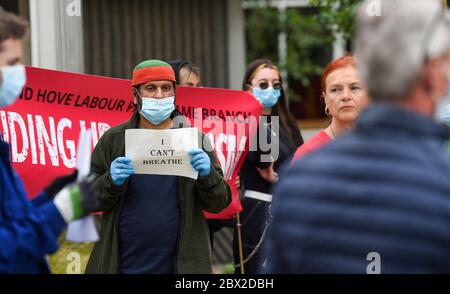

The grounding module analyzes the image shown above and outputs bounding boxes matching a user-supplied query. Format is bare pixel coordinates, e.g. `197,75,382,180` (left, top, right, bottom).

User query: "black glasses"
254,81,282,90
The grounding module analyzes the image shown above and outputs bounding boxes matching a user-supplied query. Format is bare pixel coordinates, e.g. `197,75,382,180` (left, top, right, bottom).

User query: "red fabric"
0,66,263,220
292,129,332,162
132,66,176,86
176,86,263,219
1,66,134,197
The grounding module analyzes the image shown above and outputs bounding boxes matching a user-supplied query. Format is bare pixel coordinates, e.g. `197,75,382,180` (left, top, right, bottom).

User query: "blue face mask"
252,87,281,108
140,96,175,125
0,65,26,107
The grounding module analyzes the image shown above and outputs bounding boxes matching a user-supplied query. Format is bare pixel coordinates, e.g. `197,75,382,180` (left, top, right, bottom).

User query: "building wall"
83,0,229,88
1,0,31,66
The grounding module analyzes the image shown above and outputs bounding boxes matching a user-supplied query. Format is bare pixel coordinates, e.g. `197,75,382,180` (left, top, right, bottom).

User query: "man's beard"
134,96,142,113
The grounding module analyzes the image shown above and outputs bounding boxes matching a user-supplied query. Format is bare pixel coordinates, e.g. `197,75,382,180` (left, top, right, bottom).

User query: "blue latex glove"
110,157,135,186
188,148,211,178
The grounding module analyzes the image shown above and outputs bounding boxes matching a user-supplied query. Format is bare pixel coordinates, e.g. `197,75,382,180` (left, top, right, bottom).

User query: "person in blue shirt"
0,7,99,274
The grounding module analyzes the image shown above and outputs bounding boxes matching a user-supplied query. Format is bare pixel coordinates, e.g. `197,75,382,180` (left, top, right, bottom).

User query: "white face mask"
0,65,26,107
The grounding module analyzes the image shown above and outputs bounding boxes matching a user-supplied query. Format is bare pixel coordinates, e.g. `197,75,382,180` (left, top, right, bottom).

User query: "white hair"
354,0,450,102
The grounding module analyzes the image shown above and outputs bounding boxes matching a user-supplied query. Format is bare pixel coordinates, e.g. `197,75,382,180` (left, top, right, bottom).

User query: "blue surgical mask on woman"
252,87,281,108
0,65,26,107
140,96,175,125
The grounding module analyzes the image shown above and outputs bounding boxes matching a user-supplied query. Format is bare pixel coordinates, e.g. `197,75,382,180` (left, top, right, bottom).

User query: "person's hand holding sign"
110,157,135,186
188,148,211,178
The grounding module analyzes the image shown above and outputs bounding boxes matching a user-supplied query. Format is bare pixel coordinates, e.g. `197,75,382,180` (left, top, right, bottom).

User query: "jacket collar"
357,103,450,143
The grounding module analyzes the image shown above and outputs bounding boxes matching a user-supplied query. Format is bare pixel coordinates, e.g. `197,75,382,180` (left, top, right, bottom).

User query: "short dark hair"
0,7,28,49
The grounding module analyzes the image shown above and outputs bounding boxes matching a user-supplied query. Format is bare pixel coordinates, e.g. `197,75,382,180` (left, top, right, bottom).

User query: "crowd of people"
1,0,450,274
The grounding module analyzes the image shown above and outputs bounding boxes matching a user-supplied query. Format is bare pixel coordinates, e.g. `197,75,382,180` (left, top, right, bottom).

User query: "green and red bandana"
132,59,176,86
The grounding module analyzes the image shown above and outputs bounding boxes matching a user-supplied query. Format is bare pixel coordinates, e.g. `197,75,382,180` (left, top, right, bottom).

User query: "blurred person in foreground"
263,0,450,274
0,7,98,273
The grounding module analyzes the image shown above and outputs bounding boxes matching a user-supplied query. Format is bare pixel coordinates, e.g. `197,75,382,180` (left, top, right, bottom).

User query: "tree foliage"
245,0,362,89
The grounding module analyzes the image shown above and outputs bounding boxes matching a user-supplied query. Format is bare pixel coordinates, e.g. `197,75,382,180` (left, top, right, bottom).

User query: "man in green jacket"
86,60,231,274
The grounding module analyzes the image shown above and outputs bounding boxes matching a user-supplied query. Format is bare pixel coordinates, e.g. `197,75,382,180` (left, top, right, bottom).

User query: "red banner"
0,66,263,219
175,87,262,218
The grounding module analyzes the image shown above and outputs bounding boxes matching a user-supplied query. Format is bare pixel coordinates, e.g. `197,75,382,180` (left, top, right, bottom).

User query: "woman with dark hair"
234,59,303,273
169,60,201,87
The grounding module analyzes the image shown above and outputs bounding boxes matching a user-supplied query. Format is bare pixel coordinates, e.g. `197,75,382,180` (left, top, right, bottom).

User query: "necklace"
329,124,337,140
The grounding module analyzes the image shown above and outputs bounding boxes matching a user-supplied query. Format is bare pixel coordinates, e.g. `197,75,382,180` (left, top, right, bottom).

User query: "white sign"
66,129,99,243
125,128,199,179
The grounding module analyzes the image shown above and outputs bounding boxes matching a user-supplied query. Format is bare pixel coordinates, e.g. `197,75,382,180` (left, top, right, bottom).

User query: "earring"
325,105,330,116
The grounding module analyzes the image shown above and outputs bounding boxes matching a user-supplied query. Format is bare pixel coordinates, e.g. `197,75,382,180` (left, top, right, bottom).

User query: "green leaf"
245,0,362,87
